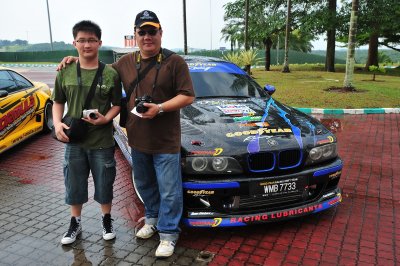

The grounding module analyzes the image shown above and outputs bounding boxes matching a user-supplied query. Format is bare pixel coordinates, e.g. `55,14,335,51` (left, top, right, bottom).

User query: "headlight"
212,157,228,171
192,157,208,171
306,143,337,165
183,156,242,175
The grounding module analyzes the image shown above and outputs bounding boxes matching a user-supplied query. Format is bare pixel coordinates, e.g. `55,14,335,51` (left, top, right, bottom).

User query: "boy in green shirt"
52,20,121,245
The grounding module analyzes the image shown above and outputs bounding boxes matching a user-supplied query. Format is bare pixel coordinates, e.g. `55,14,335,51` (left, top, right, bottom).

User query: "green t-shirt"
51,62,122,149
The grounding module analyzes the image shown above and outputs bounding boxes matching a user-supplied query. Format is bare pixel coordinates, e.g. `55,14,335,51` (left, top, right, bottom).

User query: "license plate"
249,177,306,198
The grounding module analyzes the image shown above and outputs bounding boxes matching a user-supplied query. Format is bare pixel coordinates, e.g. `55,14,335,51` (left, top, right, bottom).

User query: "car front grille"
247,149,302,172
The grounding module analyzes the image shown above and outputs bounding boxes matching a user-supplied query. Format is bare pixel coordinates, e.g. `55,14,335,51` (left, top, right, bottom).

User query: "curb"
0,63,57,67
296,108,400,115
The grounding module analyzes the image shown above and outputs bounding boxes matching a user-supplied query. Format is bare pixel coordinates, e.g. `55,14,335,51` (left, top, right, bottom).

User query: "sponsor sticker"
218,105,255,115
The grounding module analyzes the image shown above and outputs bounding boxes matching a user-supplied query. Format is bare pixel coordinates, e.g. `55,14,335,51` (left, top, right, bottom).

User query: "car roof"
182,55,231,64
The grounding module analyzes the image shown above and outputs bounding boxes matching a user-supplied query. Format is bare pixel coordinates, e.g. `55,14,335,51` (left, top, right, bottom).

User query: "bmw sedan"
113,56,342,228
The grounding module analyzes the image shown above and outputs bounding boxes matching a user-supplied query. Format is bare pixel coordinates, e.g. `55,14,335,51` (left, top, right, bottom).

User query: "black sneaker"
61,217,82,245
102,214,116,240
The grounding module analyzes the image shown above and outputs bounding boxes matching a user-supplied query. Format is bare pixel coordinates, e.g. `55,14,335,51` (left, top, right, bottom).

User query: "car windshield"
190,72,269,99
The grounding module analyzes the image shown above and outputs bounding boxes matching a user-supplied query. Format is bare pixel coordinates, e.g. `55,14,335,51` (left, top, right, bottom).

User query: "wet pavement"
0,113,399,265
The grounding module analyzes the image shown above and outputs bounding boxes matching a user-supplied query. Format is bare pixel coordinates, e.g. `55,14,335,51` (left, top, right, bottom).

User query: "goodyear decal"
188,62,246,74
182,193,342,228
0,95,35,138
187,190,215,195
226,128,292,138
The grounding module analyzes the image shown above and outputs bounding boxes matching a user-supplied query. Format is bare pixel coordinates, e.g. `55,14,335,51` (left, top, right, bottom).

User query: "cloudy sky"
0,0,327,50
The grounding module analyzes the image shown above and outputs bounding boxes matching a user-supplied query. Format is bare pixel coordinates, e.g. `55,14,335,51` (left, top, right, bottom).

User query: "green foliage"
240,49,261,67
368,65,386,81
223,51,241,65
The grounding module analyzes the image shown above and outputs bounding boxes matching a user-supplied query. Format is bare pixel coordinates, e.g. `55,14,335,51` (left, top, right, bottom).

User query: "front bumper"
182,158,343,228
182,188,341,227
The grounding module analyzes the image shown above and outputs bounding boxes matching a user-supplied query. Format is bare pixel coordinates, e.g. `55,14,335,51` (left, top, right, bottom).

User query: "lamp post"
46,0,54,51
183,0,188,55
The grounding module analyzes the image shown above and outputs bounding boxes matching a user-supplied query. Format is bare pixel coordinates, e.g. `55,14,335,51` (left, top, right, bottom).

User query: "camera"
135,95,153,113
83,109,98,119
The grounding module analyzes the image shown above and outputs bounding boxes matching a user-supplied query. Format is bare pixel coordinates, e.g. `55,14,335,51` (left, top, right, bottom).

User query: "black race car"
113,56,342,228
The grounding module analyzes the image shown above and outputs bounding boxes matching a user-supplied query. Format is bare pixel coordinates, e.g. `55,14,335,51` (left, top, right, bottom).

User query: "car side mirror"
0,90,9,98
264,84,275,95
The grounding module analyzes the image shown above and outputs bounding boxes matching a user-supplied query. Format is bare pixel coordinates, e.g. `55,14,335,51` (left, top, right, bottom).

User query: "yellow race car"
0,67,53,154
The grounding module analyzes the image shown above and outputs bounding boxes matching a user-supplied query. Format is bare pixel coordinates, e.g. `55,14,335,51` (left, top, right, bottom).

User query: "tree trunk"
365,32,379,70
264,38,272,71
244,0,250,51
343,0,359,90
282,0,291,73
325,0,336,72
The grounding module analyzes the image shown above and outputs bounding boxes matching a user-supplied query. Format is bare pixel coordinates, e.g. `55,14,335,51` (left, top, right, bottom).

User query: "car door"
0,69,39,153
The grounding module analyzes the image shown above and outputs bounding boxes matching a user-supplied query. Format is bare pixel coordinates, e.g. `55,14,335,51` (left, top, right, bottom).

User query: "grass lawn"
252,64,400,109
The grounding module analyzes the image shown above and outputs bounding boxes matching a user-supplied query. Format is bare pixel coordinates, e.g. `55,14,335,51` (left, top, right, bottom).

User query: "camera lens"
89,112,98,119
136,103,148,113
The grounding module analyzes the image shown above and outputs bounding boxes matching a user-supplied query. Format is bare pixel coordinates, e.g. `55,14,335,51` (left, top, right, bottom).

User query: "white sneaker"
155,240,176,258
135,224,157,239
61,217,82,245
102,214,116,241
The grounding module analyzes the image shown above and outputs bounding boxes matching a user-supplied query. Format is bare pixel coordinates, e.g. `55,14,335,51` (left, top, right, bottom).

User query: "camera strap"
125,48,175,103
76,61,105,112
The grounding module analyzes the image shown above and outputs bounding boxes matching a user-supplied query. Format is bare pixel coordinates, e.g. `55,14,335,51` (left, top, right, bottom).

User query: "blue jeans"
131,149,182,241
64,144,116,205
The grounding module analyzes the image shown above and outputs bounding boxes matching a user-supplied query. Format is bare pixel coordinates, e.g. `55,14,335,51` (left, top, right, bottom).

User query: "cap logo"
141,11,154,20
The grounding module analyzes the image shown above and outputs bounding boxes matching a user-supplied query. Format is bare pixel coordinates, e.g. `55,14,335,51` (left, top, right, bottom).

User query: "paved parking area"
0,113,399,265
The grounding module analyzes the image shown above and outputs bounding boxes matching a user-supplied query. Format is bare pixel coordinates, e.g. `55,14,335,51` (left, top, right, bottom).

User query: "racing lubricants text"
0,95,35,137
229,204,323,224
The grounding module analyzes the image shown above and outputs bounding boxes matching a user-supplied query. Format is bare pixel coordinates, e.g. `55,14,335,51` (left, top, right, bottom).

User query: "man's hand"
54,122,70,143
82,111,108,125
57,56,78,71
141,103,160,119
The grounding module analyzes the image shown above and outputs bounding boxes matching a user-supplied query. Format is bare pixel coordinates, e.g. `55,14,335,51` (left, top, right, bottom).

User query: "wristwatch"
157,103,164,114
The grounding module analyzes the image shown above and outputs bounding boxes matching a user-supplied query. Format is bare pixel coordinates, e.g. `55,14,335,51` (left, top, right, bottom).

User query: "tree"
325,0,336,72
282,0,291,73
337,0,400,69
343,0,359,91
222,0,314,71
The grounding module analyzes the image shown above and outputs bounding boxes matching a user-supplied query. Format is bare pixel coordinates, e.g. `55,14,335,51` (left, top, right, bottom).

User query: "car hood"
181,97,335,156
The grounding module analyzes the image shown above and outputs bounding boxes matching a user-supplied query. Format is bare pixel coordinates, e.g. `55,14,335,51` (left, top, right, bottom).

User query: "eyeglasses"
75,39,99,44
137,29,159,37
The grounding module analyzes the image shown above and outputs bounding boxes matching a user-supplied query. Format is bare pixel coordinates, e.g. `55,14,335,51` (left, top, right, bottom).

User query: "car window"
9,71,33,90
0,70,18,92
190,72,268,98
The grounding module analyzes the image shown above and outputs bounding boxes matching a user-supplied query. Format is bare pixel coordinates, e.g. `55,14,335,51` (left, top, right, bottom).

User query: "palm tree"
282,0,291,73
343,0,359,90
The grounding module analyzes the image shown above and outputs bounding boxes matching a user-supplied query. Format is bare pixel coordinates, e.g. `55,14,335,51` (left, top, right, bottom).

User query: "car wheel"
42,101,53,133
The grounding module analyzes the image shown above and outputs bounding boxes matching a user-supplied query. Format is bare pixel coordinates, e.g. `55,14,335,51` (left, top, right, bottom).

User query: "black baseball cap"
135,10,161,29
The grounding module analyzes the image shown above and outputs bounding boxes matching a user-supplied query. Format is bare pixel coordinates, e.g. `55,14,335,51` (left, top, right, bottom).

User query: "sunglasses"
137,29,159,37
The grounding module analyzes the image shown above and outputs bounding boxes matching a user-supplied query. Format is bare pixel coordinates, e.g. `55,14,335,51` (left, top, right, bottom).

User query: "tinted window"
190,72,268,98
9,71,33,89
0,70,17,92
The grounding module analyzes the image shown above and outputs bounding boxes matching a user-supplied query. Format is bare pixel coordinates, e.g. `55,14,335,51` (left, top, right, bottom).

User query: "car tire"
42,101,53,133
